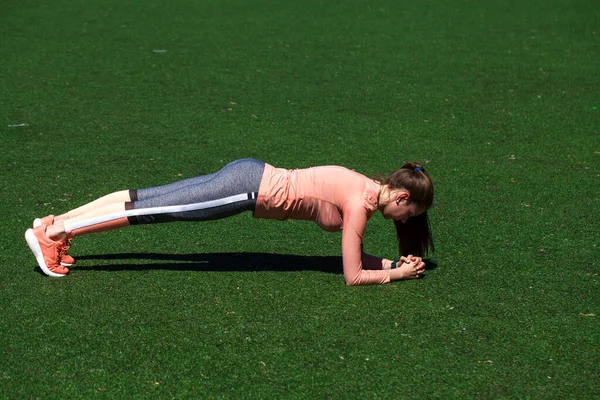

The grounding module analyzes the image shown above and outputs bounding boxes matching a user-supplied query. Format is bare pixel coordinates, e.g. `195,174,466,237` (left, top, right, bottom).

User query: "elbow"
344,275,363,286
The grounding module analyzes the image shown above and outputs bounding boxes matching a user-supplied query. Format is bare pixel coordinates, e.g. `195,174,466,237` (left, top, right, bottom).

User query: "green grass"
1,0,598,398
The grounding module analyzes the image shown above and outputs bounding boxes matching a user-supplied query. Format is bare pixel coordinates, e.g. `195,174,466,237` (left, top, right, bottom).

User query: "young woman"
25,158,434,285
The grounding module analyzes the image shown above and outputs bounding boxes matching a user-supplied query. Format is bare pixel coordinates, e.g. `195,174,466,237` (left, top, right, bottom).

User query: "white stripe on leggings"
64,192,254,232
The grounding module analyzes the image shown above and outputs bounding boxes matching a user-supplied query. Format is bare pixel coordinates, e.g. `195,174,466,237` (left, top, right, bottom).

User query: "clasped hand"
400,254,426,277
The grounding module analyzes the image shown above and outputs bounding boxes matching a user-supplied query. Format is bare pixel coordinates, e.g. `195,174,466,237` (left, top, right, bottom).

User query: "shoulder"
334,169,380,212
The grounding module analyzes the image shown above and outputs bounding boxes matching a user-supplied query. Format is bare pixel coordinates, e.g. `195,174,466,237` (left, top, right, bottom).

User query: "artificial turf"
1,0,598,398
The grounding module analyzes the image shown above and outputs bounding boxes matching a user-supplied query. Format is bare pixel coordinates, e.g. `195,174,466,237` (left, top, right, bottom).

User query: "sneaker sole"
25,229,67,278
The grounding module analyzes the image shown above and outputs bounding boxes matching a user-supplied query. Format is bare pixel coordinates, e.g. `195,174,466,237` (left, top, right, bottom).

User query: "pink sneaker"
32,215,76,266
25,226,69,277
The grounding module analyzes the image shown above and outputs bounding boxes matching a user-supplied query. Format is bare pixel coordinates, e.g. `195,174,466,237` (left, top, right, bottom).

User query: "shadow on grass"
33,253,438,275
70,252,344,274
424,259,438,271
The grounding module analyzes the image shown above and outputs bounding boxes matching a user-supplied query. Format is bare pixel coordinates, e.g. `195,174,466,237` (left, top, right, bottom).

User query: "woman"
25,158,434,285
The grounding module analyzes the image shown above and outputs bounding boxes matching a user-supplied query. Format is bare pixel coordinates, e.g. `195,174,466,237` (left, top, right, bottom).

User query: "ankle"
46,224,67,242
54,213,69,223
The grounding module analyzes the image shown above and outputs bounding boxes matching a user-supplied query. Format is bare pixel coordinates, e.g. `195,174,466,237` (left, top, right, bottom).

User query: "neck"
378,184,392,210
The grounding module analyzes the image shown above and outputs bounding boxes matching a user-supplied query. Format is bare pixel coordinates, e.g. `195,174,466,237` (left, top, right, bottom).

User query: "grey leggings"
128,158,266,225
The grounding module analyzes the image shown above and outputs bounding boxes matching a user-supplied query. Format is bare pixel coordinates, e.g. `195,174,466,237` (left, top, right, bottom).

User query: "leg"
48,159,265,240
55,190,133,223
48,202,130,241
53,159,261,224
134,158,262,202
130,158,265,224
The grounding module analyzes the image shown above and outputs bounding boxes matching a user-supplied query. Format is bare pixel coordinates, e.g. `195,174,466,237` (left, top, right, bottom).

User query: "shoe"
33,215,54,228
25,226,69,277
32,215,76,267
59,240,76,267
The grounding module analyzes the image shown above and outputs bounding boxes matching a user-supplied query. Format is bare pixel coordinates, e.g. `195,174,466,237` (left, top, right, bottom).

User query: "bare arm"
341,203,427,285
341,205,391,285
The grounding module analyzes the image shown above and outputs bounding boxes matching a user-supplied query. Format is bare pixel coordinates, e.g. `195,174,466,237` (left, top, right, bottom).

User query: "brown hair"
383,162,434,257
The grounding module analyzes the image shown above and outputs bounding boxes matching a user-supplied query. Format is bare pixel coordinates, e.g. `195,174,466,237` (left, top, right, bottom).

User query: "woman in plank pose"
25,158,434,285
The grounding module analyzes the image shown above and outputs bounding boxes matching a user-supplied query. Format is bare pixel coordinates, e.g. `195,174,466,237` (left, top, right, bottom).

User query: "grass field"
1,0,598,398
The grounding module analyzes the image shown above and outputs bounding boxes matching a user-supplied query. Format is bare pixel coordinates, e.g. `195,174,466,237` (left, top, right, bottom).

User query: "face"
382,191,426,223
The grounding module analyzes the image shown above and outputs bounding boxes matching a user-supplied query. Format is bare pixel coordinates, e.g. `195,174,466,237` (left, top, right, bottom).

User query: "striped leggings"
63,159,265,236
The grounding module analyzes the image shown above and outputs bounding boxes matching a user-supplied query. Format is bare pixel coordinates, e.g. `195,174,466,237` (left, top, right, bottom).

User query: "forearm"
341,207,395,285
346,254,393,286
344,242,392,285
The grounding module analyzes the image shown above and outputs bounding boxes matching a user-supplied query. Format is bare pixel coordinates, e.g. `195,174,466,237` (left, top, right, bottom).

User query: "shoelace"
57,241,70,260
